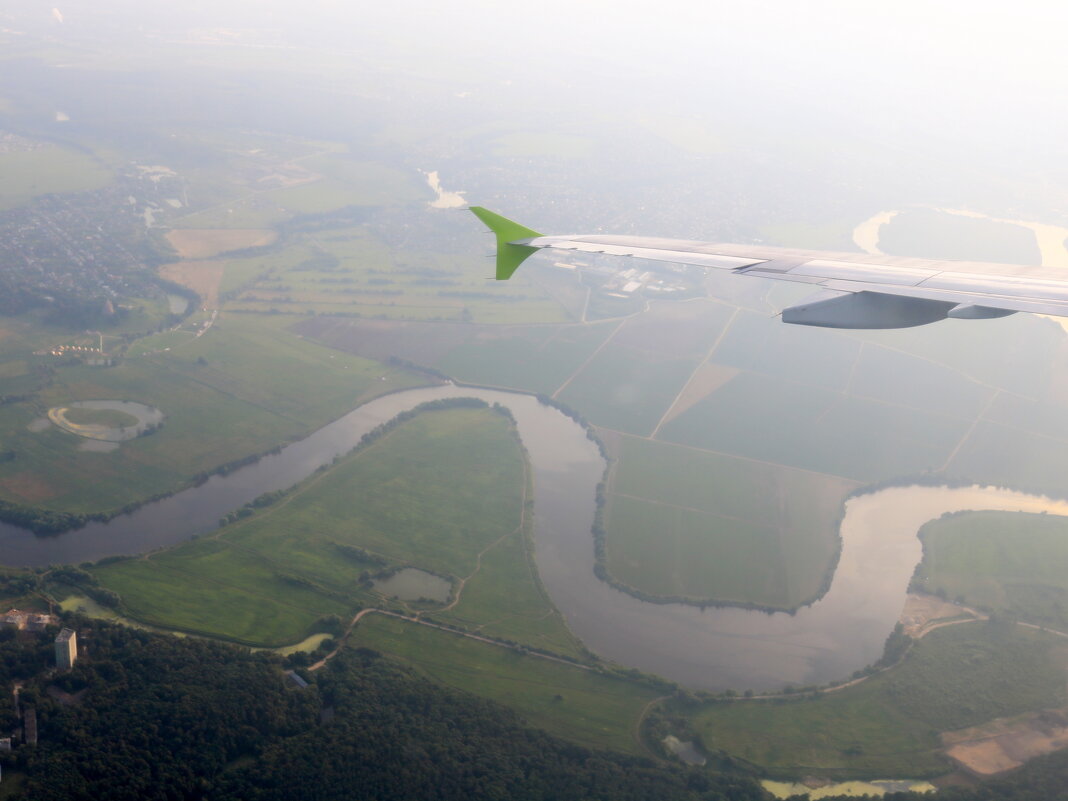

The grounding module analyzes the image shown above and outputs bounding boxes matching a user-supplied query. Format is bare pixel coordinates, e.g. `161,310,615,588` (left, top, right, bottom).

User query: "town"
0,161,174,324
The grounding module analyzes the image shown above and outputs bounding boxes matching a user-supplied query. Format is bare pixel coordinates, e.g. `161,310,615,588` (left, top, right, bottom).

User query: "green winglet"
469,206,544,280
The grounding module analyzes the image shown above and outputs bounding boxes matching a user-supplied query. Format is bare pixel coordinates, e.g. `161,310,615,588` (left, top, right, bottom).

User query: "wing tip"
469,207,544,280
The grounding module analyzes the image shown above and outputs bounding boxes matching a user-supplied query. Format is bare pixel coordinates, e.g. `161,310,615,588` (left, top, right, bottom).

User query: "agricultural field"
156,141,426,231
657,370,968,482
915,511,1068,630
556,299,735,435
0,313,421,514
352,614,658,755
299,315,618,396
943,419,1068,500
165,228,277,260
685,622,1068,779
0,146,113,210
603,436,855,608
218,225,570,324
92,405,584,657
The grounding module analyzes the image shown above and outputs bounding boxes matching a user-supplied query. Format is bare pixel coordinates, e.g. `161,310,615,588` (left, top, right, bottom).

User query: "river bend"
2,385,1064,690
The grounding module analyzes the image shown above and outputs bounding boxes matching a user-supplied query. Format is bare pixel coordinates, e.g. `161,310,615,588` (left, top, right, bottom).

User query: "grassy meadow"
352,614,657,755
219,226,569,324
915,511,1068,630
0,146,113,210
603,435,854,608
685,622,1068,778
298,315,618,396
92,405,584,657
0,313,423,514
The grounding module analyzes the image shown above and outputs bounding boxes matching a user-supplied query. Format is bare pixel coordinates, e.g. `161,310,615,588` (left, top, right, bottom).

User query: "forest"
0,619,765,800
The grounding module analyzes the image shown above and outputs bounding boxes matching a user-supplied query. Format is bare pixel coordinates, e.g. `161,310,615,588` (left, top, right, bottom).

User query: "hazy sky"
18,1,1068,135
10,0,1068,220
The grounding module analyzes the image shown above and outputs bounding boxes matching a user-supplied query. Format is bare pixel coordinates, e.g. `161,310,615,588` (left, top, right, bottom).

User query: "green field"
686,622,1068,778
164,141,395,230
556,300,735,435
915,511,1068,630
435,322,618,393
657,370,969,482
0,146,113,210
438,518,584,659
352,614,659,754
300,316,618,396
707,309,861,393
944,420,1068,499
0,313,423,514
125,330,198,356
219,224,570,324
604,436,853,608
93,405,583,656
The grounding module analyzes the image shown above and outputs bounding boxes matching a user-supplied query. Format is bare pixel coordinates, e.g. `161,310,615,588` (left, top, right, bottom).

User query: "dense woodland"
4,618,1068,799
1,619,764,800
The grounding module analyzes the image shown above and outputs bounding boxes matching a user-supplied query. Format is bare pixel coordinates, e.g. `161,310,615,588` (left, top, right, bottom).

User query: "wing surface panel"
471,206,1068,327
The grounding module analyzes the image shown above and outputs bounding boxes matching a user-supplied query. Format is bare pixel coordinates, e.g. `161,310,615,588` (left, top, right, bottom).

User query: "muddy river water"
1,384,1064,690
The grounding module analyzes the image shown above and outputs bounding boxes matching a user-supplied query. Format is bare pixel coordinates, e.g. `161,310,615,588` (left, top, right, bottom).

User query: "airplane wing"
469,206,1068,329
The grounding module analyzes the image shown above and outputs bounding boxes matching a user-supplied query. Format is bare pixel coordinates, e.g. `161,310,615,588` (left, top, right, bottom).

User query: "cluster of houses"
1,610,78,669
1,610,79,761
552,260,693,297
0,609,54,632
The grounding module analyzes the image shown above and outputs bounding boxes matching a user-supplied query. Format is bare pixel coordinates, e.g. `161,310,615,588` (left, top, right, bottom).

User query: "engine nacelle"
781,290,956,329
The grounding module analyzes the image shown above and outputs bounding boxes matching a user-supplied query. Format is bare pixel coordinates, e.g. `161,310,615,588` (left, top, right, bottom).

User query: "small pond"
372,568,452,603
167,294,190,315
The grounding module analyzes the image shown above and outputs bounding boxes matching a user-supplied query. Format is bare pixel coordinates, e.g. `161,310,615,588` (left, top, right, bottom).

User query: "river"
2,384,1065,690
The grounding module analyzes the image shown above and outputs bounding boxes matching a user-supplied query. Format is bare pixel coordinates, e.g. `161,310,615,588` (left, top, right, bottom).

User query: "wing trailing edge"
469,207,1068,328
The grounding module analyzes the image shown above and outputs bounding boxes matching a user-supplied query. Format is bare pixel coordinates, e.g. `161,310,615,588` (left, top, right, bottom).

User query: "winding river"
2,384,1066,690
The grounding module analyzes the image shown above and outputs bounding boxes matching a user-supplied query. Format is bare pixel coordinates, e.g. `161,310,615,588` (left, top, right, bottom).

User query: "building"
24,613,53,632
1,609,55,631
286,670,309,689
23,708,36,746
55,628,77,671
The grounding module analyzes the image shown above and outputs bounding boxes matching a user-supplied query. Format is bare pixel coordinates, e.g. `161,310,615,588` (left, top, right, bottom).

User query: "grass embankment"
683,622,1068,779
0,314,423,515
92,406,584,658
61,408,139,427
915,510,1068,631
352,614,658,755
602,436,853,610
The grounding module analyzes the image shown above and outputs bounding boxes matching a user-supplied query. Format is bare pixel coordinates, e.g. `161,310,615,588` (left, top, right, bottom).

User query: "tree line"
2,618,768,801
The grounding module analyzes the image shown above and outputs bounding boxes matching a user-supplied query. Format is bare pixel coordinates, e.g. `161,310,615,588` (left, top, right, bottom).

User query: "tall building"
55,628,77,671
